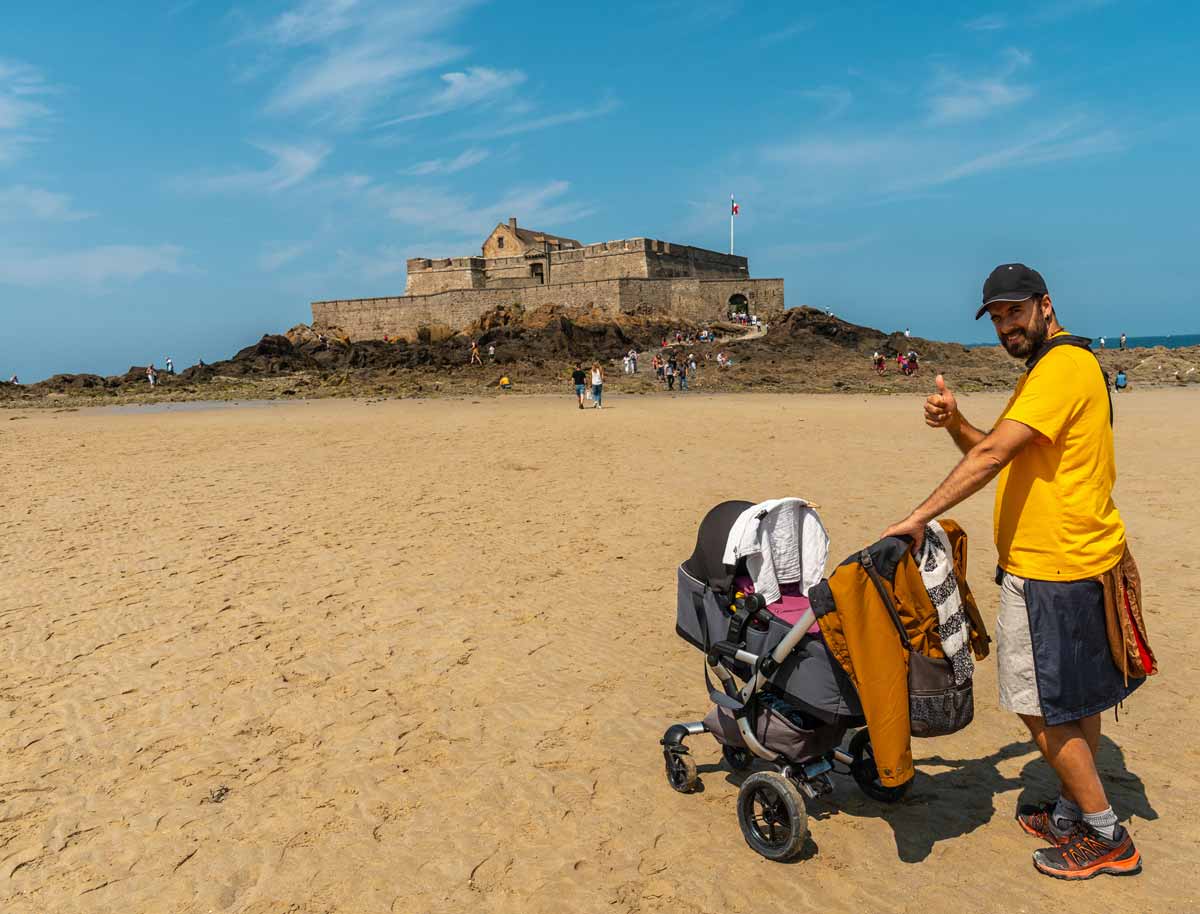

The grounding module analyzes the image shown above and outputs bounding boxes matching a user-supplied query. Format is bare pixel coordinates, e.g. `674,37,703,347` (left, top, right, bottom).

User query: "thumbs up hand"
924,374,959,429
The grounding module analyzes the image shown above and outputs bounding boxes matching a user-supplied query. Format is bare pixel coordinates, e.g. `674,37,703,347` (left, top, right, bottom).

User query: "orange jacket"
809,520,990,786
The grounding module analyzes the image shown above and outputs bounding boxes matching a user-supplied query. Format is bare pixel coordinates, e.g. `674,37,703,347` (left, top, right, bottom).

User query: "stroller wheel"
849,729,911,804
664,751,698,793
736,772,809,861
722,744,754,772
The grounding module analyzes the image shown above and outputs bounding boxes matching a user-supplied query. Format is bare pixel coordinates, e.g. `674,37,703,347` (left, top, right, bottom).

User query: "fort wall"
312,277,784,342
403,238,748,295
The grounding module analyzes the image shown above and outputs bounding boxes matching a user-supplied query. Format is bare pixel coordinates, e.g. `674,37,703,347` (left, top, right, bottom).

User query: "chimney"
508,217,517,231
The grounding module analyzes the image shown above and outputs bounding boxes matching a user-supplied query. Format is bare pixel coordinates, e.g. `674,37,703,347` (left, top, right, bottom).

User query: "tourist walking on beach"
1120,332,1127,350
678,360,689,391
665,354,676,390
883,263,1148,880
146,364,157,387
590,361,604,409
165,356,174,375
470,340,482,365
571,363,587,409
628,348,638,373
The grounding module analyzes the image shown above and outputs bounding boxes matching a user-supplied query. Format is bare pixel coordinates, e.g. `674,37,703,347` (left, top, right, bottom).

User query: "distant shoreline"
965,333,1200,350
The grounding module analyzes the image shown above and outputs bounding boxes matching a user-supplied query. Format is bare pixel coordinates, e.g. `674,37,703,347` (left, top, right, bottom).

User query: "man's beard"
1000,309,1049,358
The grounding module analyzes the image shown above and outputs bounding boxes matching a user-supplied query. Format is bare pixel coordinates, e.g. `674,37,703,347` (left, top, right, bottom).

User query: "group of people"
662,329,715,348
871,349,919,375
621,349,639,374
651,351,697,391
469,340,497,365
1098,333,1129,350
728,312,760,327
571,362,605,409
146,357,174,387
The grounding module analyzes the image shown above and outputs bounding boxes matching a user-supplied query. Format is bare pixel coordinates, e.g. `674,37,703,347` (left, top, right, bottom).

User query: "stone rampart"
312,277,783,342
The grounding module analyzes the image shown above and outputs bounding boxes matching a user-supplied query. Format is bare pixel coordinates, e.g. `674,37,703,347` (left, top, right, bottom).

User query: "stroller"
661,499,909,861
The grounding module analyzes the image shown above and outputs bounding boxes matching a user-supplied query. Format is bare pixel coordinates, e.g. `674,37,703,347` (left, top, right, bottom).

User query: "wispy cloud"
800,87,853,120
243,0,482,126
910,118,1122,189
762,137,892,167
177,141,330,193
0,185,92,221
963,13,1007,31
402,148,490,176
348,178,592,237
758,19,812,47
379,67,526,126
926,48,1033,125
0,58,55,163
464,96,619,140
757,114,1122,208
259,240,312,271
0,244,183,287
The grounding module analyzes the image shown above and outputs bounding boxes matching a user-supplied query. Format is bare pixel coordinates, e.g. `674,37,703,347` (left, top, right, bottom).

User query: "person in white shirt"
590,362,604,408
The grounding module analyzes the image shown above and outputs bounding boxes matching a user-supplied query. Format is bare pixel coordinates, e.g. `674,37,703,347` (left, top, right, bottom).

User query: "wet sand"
1,389,1195,913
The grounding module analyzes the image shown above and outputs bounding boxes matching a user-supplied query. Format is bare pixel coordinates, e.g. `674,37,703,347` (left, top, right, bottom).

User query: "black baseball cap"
977,263,1048,319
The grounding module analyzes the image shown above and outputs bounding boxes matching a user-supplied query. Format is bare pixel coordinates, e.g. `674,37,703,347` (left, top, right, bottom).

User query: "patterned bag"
1101,546,1157,682
860,550,975,738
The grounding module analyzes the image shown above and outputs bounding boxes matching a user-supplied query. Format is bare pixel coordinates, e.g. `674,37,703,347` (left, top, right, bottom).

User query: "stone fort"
311,218,784,341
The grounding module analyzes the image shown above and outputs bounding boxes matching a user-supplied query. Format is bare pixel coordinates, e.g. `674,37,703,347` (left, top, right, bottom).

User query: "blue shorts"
574,384,585,396
996,567,1141,725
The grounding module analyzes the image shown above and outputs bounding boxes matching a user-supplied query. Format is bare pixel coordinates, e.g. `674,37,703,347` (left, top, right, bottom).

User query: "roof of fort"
504,223,582,248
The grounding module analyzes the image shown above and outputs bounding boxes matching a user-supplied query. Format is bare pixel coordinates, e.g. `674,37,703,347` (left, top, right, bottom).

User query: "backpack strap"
1024,334,1113,427
860,549,912,651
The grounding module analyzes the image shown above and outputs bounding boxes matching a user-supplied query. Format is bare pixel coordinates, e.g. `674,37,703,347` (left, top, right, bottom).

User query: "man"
1119,332,1127,350
571,363,587,409
882,263,1142,880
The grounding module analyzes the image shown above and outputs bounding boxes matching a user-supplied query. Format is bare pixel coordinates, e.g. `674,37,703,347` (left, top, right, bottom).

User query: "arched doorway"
728,293,749,316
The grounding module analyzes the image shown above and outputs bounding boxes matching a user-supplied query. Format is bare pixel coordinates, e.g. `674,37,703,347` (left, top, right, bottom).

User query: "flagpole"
730,194,734,255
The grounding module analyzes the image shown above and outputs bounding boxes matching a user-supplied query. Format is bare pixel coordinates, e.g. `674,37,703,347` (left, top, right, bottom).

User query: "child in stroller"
662,498,908,861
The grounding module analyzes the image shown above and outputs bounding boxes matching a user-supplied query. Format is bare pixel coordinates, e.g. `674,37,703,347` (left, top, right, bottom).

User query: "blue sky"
2,0,1197,381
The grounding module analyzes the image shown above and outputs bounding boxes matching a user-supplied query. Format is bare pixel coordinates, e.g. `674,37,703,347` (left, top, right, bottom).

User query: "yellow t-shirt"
993,333,1125,580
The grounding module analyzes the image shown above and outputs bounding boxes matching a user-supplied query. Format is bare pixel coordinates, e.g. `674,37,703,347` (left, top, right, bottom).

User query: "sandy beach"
1,389,1195,914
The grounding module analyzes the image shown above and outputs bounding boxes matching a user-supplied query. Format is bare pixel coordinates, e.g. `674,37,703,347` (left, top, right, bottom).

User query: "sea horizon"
964,332,1200,350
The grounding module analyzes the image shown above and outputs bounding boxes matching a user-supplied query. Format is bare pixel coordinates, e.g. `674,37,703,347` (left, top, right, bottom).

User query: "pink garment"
733,576,821,634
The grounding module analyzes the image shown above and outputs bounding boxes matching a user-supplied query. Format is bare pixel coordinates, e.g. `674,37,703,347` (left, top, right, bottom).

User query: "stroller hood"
681,500,753,595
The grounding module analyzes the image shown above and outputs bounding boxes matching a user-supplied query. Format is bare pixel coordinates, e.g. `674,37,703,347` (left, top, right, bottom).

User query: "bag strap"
692,589,746,712
1025,334,1113,427
859,549,913,651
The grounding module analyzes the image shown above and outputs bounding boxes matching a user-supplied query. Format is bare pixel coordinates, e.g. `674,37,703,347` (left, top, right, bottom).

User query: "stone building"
312,218,783,342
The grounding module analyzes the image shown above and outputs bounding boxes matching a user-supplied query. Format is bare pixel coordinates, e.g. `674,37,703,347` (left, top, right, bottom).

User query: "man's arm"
881,419,1038,551
945,412,989,455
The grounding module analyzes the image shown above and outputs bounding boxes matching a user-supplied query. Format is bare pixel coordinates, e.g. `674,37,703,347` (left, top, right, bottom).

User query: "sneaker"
1032,824,1142,880
1016,801,1076,846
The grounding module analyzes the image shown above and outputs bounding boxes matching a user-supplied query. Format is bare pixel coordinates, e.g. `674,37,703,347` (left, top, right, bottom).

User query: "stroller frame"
662,602,908,860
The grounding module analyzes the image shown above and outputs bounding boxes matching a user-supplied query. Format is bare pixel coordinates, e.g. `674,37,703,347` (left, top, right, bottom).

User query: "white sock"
1082,806,1118,841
